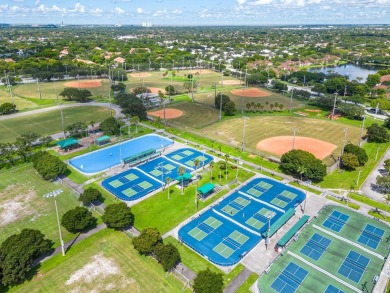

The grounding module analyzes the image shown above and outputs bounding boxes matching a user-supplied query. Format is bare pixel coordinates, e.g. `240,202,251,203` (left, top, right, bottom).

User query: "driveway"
360,146,390,201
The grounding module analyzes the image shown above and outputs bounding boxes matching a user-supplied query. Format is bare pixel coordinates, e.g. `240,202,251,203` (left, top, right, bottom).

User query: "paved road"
0,101,122,122
360,146,390,201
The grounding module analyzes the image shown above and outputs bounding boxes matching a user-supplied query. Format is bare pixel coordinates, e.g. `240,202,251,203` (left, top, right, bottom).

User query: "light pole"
265,211,275,250
158,162,164,189
236,157,241,181
356,170,362,187
43,189,65,256
241,117,248,151
219,72,223,121
289,88,294,113
331,92,338,119
338,128,348,168
359,115,366,147
292,128,298,150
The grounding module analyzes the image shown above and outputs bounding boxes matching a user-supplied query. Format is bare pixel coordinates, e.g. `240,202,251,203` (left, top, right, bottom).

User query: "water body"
309,64,378,82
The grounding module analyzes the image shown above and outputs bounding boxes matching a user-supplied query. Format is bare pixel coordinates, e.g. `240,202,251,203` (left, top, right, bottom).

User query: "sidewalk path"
224,267,253,293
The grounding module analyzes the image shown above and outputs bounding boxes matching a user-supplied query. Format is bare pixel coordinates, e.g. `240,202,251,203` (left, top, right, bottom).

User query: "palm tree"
279,104,284,111
218,145,222,155
166,177,172,199
210,139,215,153
193,158,200,170
131,116,140,133
383,194,390,218
125,114,131,135
246,103,251,112
178,166,186,194
270,104,274,111
297,165,307,182
260,104,265,112
224,154,230,180
209,161,215,183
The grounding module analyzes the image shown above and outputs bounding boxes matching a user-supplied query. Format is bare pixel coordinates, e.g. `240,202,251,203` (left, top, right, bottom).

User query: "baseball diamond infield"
231,87,271,97
148,109,184,119
256,136,337,159
131,87,165,94
130,72,152,78
220,80,242,85
64,80,102,88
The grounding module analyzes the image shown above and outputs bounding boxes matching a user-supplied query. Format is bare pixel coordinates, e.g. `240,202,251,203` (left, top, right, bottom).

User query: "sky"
0,0,390,25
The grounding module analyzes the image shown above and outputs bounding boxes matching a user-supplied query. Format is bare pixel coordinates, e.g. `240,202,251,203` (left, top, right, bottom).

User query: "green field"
12,79,111,102
8,229,187,293
200,115,362,164
153,102,220,129
258,205,389,293
0,106,112,143
0,164,79,246
0,87,37,110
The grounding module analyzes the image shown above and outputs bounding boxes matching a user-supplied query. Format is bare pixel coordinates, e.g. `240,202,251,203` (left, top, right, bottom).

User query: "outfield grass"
200,115,362,164
12,79,111,101
0,106,112,143
0,164,79,247
8,229,188,293
132,164,255,234
0,88,37,110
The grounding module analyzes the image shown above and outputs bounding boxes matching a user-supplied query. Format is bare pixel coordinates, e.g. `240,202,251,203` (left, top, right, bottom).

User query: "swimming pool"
69,134,173,174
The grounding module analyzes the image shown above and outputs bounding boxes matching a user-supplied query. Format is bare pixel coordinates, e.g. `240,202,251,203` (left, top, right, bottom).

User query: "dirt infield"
231,88,271,97
220,80,242,85
147,108,184,119
131,87,164,94
64,80,102,88
256,136,337,160
305,109,322,113
129,72,152,78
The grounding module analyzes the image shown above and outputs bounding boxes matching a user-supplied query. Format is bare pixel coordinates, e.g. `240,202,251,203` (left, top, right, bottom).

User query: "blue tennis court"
102,168,161,201
357,224,385,250
178,209,260,266
212,191,283,234
165,147,213,170
270,262,308,293
337,250,370,283
137,157,189,182
300,233,332,261
323,211,349,233
324,284,345,293
239,178,305,211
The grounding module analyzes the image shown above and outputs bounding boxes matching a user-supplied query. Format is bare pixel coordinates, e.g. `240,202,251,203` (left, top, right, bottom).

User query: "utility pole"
37,79,42,100
359,115,366,147
219,72,223,121
290,88,294,113
242,117,247,151
331,92,338,119
292,128,298,150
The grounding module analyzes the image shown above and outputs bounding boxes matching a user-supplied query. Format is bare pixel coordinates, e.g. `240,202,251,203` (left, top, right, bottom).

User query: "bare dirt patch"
64,80,102,88
256,136,337,160
0,186,37,227
231,87,271,97
148,108,184,119
221,80,242,85
305,109,322,113
130,72,152,78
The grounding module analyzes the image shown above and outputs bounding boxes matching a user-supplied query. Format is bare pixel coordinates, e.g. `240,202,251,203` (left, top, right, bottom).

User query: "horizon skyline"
1,0,390,26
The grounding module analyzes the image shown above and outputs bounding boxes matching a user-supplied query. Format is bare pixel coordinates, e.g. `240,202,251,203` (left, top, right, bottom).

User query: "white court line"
288,251,362,293
313,224,384,260
238,191,285,214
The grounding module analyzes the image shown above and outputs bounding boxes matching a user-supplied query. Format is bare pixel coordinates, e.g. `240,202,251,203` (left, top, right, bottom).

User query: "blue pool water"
69,134,173,174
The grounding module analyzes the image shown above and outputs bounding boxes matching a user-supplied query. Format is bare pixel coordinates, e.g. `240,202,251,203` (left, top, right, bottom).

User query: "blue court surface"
69,134,173,174
357,224,385,250
212,191,283,234
323,211,349,233
178,209,260,266
137,157,190,182
270,262,308,293
300,233,332,261
324,284,345,293
165,147,213,170
239,178,305,211
338,250,370,283
102,168,161,201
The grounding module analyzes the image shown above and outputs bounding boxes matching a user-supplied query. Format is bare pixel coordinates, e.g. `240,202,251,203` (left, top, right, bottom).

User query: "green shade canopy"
95,135,110,143
123,149,156,164
277,215,310,247
197,182,215,195
56,138,79,149
261,208,295,238
176,172,192,181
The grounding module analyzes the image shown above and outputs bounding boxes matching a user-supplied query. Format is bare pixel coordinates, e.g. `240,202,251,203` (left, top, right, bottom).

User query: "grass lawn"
200,115,362,164
236,273,259,293
8,229,188,293
319,142,390,189
0,164,80,247
12,79,111,102
0,88,37,110
325,195,360,210
349,193,389,211
0,106,112,143
132,165,255,234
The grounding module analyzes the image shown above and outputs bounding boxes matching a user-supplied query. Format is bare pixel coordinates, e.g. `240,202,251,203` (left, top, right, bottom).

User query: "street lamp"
266,211,276,250
331,92,338,119
359,115,366,147
242,117,248,151
289,87,294,113
356,170,362,187
43,189,65,256
292,128,298,150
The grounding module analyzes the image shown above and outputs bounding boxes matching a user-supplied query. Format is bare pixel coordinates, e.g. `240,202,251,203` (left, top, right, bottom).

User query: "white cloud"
172,9,182,14
90,8,103,16
237,0,248,4
137,7,143,14
35,0,40,5
11,0,24,3
69,3,85,13
113,7,125,14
